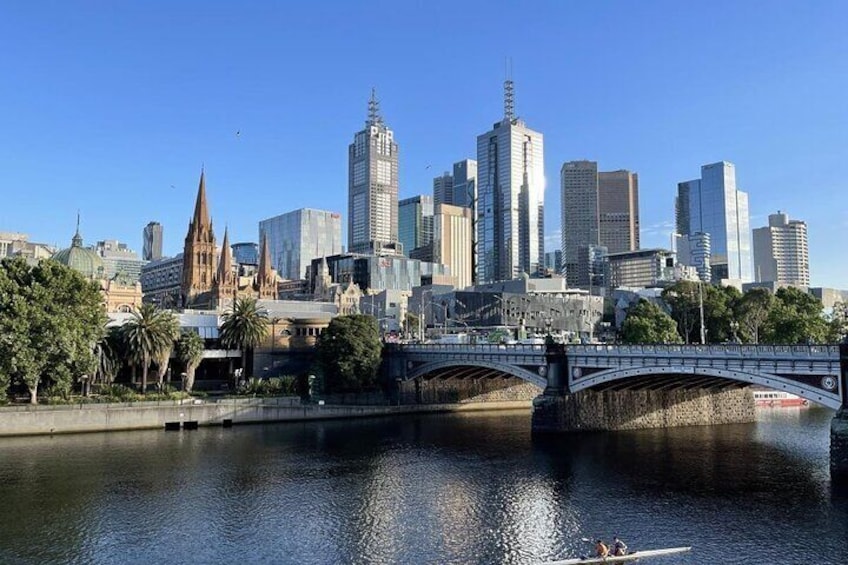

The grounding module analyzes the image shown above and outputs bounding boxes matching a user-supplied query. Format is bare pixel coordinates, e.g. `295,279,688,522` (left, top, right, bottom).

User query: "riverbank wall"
0,397,532,437
532,387,756,433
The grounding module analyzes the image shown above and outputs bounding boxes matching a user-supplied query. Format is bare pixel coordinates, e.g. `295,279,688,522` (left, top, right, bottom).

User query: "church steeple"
181,168,218,307
213,227,237,304
256,234,276,299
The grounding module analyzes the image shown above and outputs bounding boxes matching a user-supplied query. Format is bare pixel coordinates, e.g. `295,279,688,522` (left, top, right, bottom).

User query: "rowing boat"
540,546,692,564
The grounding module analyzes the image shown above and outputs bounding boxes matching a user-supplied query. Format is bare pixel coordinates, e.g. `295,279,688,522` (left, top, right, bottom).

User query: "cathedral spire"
192,169,210,229
256,233,276,300
258,233,272,280
217,227,232,282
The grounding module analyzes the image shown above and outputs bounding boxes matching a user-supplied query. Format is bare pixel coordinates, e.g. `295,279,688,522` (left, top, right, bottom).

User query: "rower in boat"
612,536,628,556
539,544,692,564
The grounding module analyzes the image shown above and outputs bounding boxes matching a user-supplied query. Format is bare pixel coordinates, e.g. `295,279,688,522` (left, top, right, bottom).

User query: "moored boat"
753,390,808,408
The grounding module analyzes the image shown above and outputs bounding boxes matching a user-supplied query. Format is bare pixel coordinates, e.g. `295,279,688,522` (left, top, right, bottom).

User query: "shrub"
99,384,140,403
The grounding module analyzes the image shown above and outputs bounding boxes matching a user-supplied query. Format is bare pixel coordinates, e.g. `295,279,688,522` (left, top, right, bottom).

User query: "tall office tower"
231,242,259,266
477,78,544,283
142,221,163,261
561,161,640,287
94,239,145,283
576,244,608,291
676,161,753,282
598,170,639,253
433,203,473,289
259,208,342,280
675,232,712,282
348,89,399,254
561,160,599,285
544,250,562,274
398,195,434,256
433,172,454,207
753,211,809,287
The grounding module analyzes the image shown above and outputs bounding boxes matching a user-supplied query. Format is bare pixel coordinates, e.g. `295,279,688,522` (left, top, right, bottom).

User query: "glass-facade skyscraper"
259,208,342,280
142,221,163,261
476,82,544,283
348,90,399,254
398,195,433,256
676,161,752,282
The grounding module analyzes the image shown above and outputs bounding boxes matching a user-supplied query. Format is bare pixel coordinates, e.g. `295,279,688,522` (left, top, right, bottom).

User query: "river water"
0,407,845,564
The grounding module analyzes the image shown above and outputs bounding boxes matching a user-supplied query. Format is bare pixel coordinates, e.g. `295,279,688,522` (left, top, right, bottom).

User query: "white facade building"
753,211,809,287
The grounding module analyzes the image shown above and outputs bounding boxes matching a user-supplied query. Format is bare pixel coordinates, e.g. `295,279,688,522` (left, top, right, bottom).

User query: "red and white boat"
753,390,808,408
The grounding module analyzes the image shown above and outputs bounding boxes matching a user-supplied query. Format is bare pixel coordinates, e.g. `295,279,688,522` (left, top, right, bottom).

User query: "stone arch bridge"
382,343,848,480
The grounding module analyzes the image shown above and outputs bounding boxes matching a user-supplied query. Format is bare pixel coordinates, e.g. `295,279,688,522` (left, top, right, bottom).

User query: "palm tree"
122,303,179,394
152,310,180,390
220,297,268,382
176,330,205,392
95,326,123,387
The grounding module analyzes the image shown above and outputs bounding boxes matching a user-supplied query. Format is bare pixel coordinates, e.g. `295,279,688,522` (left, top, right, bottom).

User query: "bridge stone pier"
383,342,848,481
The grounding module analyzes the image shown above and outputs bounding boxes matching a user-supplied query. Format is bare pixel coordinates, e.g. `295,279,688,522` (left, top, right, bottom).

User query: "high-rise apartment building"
676,161,753,282
434,203,473,289
142,221,163,261
675,232,711,283
398,195,433,257
259,208,342,280
477,80,544,283
561,161,639,286
94,239,146,284
348,89,399,254
752,211,809,287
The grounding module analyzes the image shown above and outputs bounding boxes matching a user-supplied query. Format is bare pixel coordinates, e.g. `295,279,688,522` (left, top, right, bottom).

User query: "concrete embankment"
0,397,532,437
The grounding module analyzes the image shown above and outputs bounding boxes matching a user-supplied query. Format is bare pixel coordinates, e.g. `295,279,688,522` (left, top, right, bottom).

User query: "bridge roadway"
384,343,845,410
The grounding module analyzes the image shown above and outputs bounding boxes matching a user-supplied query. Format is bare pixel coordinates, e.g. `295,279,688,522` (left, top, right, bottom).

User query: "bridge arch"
570,365,842,410
405,359,547,389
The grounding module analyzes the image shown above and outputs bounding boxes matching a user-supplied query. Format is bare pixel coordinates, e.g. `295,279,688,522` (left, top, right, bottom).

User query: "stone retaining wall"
532,387,756,433
0,397,530,437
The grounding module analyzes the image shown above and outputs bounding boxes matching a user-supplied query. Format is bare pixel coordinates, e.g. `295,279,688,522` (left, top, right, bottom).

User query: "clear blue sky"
2,1,847,287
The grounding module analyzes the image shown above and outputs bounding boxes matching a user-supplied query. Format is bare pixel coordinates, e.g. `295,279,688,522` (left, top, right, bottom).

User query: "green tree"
0,258,105,404
122,303,179,394
219,297,268,379
827,302,848,343
620,299,682,345
735,288,775,344
176,330,205,392
662,281,701,343
762,287,827,344
702,284,740,343
316,315,382,392
95,326,124,387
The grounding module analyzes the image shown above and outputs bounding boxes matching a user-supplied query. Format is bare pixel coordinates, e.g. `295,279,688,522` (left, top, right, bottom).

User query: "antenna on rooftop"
368,87,382,126
504,57,515,121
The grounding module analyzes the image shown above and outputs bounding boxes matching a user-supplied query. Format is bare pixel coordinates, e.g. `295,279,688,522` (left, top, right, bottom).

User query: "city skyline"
1,3,847,287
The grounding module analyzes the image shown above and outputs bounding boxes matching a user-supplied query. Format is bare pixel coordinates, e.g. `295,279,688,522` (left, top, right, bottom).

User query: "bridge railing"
566,344,839,357
386,343,546,353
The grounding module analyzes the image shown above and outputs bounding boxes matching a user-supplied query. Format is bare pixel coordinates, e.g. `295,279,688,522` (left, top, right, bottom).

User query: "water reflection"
0,408,845,564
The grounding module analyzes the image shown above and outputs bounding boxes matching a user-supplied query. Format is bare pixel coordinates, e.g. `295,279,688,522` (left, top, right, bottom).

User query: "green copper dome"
52,227,104,280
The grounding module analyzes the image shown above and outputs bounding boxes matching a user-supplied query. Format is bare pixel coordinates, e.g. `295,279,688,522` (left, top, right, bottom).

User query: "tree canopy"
316,315,382,393
219,296,268,378
619,299,681,345
0,258,106,403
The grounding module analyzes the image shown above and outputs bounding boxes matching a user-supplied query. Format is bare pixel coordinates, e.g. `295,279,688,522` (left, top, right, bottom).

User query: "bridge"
382,343,848,480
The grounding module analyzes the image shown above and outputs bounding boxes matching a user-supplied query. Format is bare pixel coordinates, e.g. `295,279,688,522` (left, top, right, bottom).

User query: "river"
0,407,845,564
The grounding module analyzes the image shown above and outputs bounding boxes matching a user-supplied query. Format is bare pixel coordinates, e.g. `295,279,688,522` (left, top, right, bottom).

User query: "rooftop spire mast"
504,58,515,121
367,87,382,127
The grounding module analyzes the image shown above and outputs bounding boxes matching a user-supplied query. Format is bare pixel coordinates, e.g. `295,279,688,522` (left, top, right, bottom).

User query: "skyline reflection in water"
0,407,845,564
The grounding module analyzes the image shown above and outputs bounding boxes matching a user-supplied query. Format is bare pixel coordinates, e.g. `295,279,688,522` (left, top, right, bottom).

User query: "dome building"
53,218,142,313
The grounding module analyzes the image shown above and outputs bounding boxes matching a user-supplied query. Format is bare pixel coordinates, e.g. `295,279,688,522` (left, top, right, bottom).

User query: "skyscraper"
142,221,163,261
259,208,342,280
560,160,599,286
432,172,454,208
598,169,639,254
433,203,473,289
676,161,753,282
561,161,640,286
398,195,433,257
753,211,809,287
476,79,544,282
348,89,399,254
